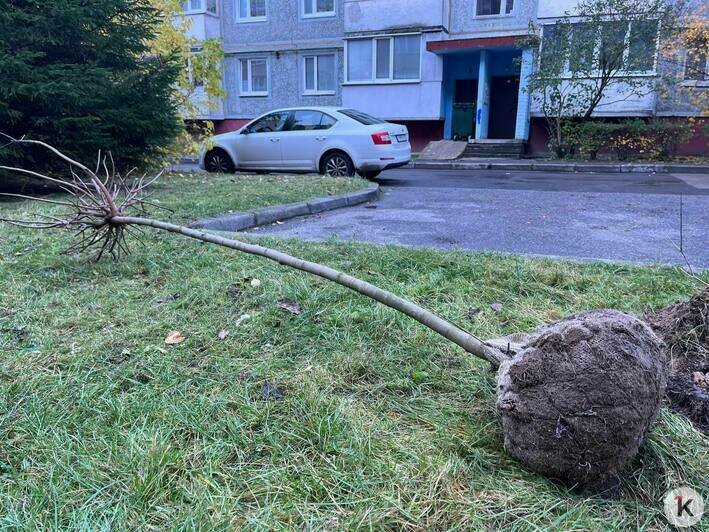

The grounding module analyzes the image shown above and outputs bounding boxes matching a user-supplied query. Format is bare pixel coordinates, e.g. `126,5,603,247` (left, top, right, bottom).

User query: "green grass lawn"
0,174,707,529
133,171,368,223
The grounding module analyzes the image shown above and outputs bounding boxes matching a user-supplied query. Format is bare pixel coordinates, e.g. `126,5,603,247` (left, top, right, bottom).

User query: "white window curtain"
304,0,334,15
317,54,335,91
241,58,268,94
347,40,373,81
305,55,335,93
375,39,391,79
251,60,267,92
393,35,420,80
240,0,266,19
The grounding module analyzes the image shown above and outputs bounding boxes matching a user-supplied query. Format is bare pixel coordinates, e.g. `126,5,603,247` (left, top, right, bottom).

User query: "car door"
280,110,337,171
235,111,290,169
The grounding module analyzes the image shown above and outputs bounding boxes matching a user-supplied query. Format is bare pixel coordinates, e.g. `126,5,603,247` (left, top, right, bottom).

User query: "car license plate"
396,134,408,142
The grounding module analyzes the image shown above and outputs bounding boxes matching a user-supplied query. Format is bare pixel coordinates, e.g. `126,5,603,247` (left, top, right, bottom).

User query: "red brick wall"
397,120,445,153
213,119,250,135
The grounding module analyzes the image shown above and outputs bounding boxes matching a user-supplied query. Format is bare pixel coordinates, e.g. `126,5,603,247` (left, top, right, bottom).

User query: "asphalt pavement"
248,168,709,268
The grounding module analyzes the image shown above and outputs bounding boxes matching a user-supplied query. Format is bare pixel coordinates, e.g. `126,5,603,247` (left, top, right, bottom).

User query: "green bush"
564,119,694,161
0,0,183,184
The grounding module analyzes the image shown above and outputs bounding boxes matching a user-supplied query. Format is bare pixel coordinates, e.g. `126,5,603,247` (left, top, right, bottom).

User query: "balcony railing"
182,0,218,15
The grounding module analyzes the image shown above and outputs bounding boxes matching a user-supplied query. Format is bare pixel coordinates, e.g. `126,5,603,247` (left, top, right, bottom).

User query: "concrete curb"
411,160,709,174
191,183,380,232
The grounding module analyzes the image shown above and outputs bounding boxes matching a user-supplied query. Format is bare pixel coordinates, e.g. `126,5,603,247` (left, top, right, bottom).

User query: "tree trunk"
113,216,510,367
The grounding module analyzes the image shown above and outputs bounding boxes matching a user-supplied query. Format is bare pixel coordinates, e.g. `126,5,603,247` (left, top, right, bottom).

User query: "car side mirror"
240,128,250,135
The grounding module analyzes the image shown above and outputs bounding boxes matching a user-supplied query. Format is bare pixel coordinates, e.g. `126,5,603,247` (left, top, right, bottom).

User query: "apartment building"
184,0,707,154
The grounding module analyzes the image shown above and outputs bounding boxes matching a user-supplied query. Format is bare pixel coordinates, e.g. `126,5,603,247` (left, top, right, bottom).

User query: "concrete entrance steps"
462,140,525,158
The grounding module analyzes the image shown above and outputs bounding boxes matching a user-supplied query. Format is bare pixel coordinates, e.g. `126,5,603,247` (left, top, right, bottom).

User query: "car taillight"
371,132,392,145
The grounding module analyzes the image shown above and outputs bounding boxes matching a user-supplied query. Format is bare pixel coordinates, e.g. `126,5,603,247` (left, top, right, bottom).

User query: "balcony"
181,0,221,42
344,0,448,34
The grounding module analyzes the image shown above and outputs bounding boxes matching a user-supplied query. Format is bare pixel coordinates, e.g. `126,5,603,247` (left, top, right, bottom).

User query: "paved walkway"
249,168,709,268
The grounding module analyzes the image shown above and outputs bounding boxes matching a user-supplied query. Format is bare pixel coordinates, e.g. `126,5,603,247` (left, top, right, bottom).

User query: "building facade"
184,0,707,154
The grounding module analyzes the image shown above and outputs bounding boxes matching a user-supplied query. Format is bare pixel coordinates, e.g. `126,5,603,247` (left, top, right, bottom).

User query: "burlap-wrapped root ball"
496,310,667,490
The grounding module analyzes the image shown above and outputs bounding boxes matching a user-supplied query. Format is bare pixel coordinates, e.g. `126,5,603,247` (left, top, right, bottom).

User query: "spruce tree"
0,0,182,180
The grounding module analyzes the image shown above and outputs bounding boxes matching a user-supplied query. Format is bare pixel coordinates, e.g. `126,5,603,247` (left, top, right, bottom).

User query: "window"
182,0,217,13
304,54,336,94
346,35,421,83
187,48,204,89
599,21,628,71
238,0,266,21
303,0,335,18
540,24,566,74
248,112,289,133
339,109,385,125
476,0,513,16
542,20,657,75
568,23,595,73
685,49,708,81
240,58,268,96
626,21,658,72
288,111,337,131
347,39,372,81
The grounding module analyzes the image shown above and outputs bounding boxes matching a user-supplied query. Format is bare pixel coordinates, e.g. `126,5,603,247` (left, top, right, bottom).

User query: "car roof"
266,106,348,113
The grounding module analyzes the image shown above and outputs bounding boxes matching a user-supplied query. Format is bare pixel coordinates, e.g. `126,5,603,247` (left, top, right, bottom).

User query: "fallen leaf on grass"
250,278,262,288
235,314,251,327
156,293,180,304
227,284,243,298
217,329,230,340
165,331,186,345
411,370,430,384
490,303,503,312
12,326,29,344
261,380,284,401
693,371,708,389
276,299,302,315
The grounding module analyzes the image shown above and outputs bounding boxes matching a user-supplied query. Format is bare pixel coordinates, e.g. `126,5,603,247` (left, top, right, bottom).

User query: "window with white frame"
541,20,658,75
240,58,268,96
346,34,421,83
303,0,335,18
304,54,336,94
238,0,266,21
476,0,513,16
182,0,218,14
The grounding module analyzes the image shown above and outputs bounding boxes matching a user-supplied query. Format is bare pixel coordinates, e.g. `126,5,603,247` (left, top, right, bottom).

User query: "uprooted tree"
0,137,672,490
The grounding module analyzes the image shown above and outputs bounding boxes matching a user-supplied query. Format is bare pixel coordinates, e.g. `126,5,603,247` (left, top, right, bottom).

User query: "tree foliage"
150,0,225,148
526,0,688,157
0,0,184,178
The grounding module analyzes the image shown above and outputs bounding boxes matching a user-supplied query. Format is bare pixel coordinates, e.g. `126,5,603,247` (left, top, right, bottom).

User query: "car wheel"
359,170,381,180
204,149,235,174
322,152,355,177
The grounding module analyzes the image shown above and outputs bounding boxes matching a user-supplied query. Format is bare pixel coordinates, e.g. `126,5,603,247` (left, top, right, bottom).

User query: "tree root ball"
496,310,667,490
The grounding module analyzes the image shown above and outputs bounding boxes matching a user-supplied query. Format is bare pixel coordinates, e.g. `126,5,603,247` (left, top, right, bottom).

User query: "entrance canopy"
427,35,521,55
429,36,533,141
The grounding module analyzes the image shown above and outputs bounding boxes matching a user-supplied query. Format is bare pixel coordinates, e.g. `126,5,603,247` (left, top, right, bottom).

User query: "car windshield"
339,109,385,125
249,112,289,133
